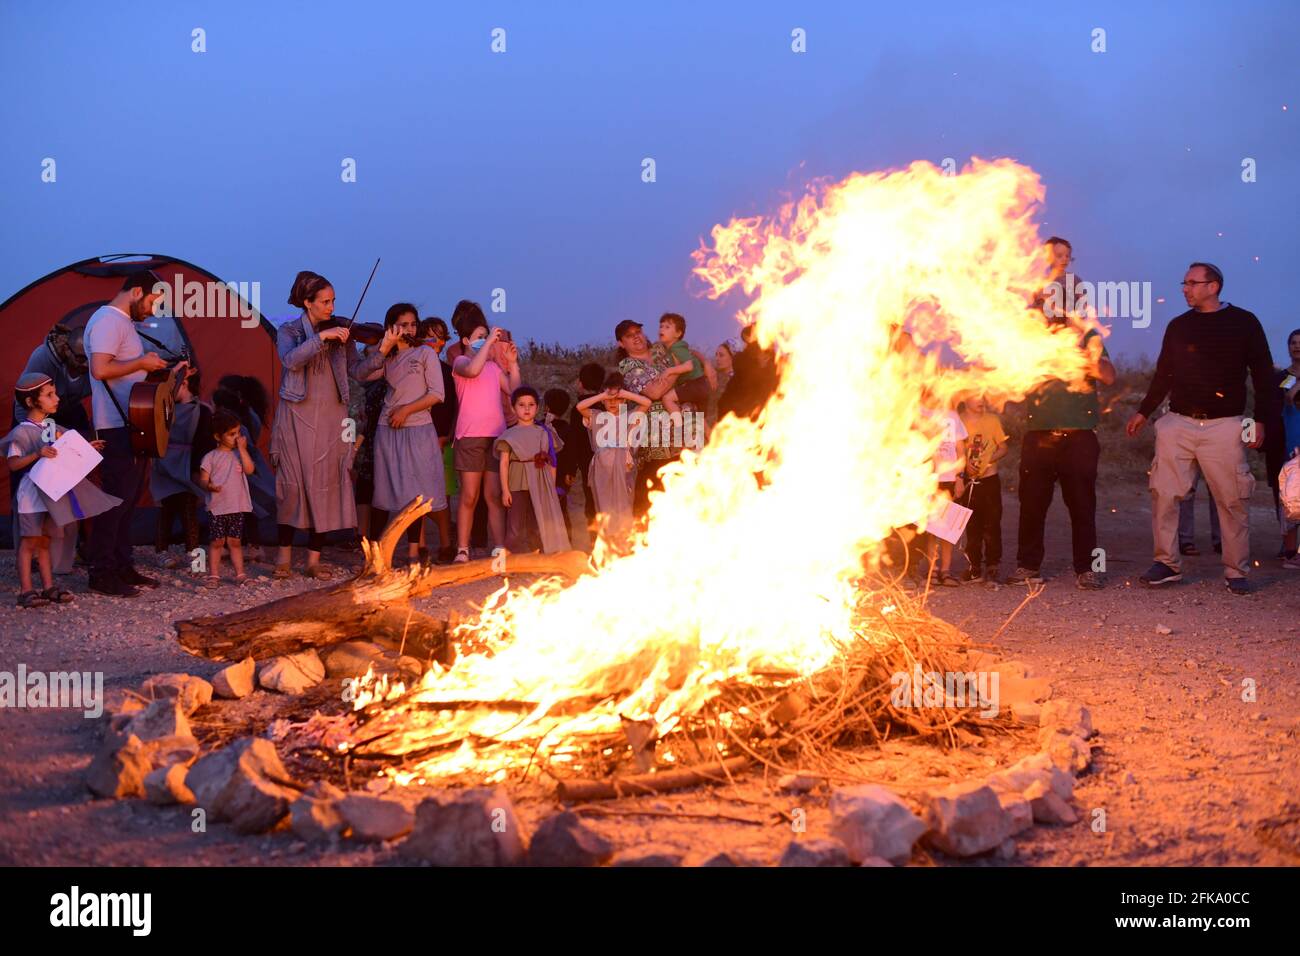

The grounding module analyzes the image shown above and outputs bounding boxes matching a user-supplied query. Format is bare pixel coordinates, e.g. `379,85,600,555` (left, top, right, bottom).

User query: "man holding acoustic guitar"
85,270,187,597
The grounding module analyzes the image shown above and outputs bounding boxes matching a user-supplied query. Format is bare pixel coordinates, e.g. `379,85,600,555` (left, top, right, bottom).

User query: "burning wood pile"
85,158,1104,863
327,157,1100,792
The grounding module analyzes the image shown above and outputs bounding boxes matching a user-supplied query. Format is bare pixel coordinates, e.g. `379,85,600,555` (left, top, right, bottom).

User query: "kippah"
16,372,53,393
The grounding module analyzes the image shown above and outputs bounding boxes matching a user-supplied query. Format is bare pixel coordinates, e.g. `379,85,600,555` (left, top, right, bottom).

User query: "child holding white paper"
4,373,119,607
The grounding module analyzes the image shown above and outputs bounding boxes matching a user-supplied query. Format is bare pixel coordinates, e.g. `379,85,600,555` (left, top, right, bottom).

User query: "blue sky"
2,0,1297,360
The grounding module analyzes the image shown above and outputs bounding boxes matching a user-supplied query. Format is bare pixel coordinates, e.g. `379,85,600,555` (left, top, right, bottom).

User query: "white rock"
257,650,325,694
185,737,298,833
290,781,346,842
1025,779,1079,825
1041,731,1092,774
923,781,1013,857
339,794,415,842
144,764,195,805
211,657,256,699
997,791,1034,835
139,734,201,769
986,753,1074,801
528,812,614,867
399,788,526,866
123,698,192,743
85,734,151,799
829,784,926,865
1040,698,1094,738
140,673,213,715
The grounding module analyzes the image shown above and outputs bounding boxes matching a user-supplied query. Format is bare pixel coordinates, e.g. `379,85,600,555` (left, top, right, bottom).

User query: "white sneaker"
453,548,470,564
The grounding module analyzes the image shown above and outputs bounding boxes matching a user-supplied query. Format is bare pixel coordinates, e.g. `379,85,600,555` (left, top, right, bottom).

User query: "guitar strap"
102,378,147,455
101,328,186,453
136,329,183,360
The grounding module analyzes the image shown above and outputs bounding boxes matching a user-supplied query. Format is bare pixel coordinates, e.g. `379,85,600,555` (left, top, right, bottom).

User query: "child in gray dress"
198,409,256,587
575,373,651,546
357,304,448,565
496,387,570,554
5,373,118,607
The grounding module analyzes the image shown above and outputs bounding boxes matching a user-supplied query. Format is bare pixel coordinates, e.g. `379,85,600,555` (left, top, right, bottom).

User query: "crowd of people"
911,239,1300,596
3,270,780,605
5,242,1299,607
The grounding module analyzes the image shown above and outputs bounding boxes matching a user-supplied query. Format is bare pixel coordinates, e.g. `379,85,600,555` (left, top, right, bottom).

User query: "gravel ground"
0,478,1296,866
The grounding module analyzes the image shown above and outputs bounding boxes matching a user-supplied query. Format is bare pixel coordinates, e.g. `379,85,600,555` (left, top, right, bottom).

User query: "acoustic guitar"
126,346,191,458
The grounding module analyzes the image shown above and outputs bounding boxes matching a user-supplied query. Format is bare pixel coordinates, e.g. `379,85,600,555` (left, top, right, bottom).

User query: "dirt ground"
0,477,1296,867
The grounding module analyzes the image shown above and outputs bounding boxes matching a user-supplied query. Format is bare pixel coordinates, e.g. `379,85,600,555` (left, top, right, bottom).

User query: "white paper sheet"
926,497,973,545
29,429,101,502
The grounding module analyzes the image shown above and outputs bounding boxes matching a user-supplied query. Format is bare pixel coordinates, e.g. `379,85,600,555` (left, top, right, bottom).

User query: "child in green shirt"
658,312,716,412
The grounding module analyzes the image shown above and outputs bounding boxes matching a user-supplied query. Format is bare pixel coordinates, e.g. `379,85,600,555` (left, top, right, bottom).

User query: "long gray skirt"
588,447,635,541
270,371,356,533
372,422,446,512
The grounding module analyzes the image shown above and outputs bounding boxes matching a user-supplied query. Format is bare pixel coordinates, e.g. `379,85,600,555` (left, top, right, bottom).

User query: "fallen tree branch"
555,756,750,803
174,497,590,662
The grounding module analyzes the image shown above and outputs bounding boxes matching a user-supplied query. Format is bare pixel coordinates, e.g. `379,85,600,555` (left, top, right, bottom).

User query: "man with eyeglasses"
1126,262,1275,595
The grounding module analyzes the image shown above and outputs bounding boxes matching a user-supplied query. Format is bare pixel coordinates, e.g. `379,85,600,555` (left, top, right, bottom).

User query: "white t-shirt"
85,305,145,430
929,409,968,483
6,422,47,515
199,448,252,516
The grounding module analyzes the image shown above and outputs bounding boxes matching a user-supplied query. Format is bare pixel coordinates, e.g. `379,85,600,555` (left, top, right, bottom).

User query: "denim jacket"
277,315,362,405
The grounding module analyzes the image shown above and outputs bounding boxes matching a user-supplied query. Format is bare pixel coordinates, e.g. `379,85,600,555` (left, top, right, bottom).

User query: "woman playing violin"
269,271,365,579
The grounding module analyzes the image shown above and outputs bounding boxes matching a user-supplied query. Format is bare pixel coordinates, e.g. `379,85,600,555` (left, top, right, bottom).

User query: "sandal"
234,573,250,585
204,576,221,589
303,564,333,580
272,564,292,580
16,590,49,608
40,586,74,604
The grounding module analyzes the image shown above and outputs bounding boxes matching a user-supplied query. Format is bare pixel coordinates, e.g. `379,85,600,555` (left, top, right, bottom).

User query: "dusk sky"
2,0,1297,360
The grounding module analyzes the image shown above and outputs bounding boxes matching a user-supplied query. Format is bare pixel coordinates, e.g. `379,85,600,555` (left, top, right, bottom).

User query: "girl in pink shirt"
450,300,521,562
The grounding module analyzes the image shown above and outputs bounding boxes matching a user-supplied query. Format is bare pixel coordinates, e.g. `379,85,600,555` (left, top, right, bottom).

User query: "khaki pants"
1149,414,1255,578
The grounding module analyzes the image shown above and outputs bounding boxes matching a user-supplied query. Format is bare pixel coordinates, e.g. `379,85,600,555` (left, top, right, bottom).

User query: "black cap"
614,319,643,340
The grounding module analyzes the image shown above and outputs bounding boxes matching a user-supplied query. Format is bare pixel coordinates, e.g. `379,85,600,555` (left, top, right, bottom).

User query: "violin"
312,257,383,346
314,315,385,346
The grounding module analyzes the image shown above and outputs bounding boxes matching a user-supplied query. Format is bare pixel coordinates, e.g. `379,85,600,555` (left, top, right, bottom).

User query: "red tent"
0,254,280,528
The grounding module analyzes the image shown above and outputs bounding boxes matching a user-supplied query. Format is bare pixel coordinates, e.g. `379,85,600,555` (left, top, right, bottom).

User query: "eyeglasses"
1181,280,1216,287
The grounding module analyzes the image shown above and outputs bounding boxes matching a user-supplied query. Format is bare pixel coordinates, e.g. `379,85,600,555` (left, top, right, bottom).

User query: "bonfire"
180,158,1099,797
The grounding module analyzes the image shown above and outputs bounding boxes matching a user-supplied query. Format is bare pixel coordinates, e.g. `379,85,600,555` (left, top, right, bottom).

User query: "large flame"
363,159,1101,768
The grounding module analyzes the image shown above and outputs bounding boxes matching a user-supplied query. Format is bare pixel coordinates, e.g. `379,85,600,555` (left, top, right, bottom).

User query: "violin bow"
343,258,381,332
